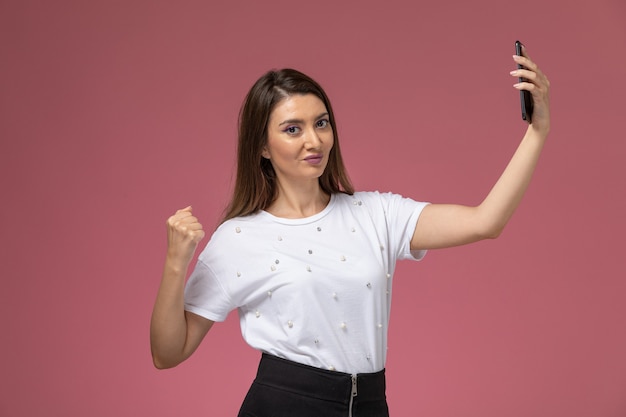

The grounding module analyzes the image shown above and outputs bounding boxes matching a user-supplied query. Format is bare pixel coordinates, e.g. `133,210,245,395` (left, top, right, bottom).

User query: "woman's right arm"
150,207,214,369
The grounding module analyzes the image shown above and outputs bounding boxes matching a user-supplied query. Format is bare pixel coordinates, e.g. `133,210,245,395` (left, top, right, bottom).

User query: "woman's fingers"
513,54,549,87
166,207,206,259
511,48,551,132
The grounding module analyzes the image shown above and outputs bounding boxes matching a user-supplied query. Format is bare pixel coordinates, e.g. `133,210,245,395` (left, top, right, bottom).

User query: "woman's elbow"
481,221,506,240
151,349,183,370
152,357,169,370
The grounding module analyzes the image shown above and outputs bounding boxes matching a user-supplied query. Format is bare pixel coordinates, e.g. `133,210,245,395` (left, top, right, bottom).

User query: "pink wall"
1,1,625,416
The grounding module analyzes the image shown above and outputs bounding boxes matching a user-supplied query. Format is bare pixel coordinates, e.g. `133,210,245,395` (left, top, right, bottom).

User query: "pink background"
1,0,625,416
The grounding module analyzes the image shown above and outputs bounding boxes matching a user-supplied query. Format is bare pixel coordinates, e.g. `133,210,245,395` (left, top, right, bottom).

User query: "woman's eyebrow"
278,118,303,126
279,112,329,126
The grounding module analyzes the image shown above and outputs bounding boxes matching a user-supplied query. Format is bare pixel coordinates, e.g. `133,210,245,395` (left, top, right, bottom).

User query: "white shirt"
184,191,428,374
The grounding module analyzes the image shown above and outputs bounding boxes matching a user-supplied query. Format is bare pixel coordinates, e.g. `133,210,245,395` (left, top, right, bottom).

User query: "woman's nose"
304,128,322,148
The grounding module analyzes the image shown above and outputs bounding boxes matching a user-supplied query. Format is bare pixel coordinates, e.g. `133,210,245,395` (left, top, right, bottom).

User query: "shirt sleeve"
361,191,429,262
184,257,233,322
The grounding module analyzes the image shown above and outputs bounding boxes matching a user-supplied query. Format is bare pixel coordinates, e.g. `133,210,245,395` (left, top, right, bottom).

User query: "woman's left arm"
411,47,551,251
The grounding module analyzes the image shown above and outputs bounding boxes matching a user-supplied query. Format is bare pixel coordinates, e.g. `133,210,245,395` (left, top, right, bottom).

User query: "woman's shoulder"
213,212,268,235
336,190,404,205
334,190,384,201
199,212,270,260
335,191,427,217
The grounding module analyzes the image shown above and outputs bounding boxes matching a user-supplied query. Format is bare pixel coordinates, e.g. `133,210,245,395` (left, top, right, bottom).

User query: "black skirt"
238,353,389,417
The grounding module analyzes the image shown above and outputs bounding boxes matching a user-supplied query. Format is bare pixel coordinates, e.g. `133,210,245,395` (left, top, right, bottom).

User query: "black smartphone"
515,40,533,123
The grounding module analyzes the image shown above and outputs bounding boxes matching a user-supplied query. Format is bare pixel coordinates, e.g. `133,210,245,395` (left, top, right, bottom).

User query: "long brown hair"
221,68,354,222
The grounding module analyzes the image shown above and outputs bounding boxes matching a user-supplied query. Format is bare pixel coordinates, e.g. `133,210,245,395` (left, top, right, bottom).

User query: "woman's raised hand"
165,206,205,270
512,46,551,136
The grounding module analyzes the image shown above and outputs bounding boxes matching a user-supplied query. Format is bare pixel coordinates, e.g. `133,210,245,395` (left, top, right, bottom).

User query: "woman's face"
263,94,334,187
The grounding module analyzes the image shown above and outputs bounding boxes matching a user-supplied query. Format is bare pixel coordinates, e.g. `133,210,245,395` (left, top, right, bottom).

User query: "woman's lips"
304,155,323,164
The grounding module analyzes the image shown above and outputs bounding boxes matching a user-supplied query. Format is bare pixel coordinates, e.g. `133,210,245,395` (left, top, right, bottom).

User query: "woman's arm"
150,207,214,369
411,47,551,251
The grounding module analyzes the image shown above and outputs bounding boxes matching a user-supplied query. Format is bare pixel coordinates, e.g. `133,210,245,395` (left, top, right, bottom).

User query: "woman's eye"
316,119,329,128
284,126,300,134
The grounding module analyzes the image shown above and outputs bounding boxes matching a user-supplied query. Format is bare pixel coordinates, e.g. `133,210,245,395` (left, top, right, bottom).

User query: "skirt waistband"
254,353,387,404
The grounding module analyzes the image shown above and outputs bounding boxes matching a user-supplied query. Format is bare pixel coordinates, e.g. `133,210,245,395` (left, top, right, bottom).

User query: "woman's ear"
261,147,270,159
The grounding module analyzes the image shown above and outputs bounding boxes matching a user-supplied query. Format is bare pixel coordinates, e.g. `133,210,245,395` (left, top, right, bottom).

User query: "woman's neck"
265,181,330,219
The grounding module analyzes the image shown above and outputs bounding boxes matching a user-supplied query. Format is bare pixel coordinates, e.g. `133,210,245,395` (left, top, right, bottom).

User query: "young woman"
150,46,550,416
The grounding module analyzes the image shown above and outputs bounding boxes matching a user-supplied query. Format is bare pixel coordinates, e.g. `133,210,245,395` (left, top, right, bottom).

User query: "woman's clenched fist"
165,206,205,270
